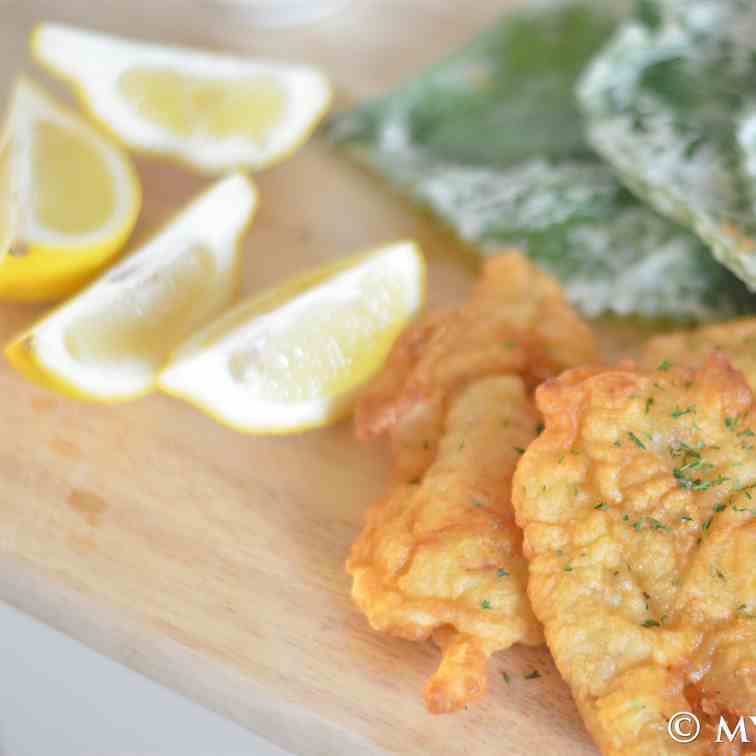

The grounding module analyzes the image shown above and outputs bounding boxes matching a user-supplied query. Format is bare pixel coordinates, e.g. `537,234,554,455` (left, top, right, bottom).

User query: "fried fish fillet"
642,317,756,391
513,354,756,754
356,251,599,482
349,376,543,713
348,252,599,713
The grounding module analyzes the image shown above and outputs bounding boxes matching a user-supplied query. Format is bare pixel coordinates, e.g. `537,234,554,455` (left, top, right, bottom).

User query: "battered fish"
349,252,599,713
513,354,756,754
642,317,756,391
349,376,543,713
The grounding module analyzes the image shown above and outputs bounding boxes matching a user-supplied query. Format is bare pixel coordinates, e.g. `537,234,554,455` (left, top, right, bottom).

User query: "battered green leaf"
579,0,756,292
327,0,756,320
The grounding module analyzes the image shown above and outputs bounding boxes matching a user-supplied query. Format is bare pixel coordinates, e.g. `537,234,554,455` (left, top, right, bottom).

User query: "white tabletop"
0,600,289,756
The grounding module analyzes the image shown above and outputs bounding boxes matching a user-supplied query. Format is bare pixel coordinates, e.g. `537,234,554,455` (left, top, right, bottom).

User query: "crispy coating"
513,354,756,755
356,251,599,482
349,252,599,714
349,376,544,713
642,317,756,392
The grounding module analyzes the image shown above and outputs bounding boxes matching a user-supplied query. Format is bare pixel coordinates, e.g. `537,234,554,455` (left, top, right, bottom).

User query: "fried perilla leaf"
579,0,756,293
327,0,756,321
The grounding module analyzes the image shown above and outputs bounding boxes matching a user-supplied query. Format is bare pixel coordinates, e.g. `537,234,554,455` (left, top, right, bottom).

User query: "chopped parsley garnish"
671,406,694,418
680,514,693,523
481,599,492,610
714,503,727,513
648,517,670,532
513,447,525,455
645,397,654,414
497,568,509,577
524,670,541,680
673,466,727,492
725,415,742,431
501,671,511,684
628,431,646,450
702,516,713,531
658,359,671,371
564,564,573,572
472,497,486,508
642,619,660,628
594,502,609,511
535,422,544,434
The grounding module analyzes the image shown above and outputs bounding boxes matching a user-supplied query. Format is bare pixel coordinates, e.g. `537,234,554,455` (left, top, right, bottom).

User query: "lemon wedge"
158,241,425,434
0,77,140,301
6,173,257,402
32,23,332,174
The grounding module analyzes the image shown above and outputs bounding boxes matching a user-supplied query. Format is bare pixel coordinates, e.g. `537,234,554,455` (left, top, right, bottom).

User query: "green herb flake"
674,467,728,492
628,431,646,450
501,671,511,684
524,670,541,680
497,568,510,577
649,517,670,532
513,447,525,455
671,406,694,419
594,502,609,510
725,415,743,431
658,360,671,371
481,599,493,610
564,564,574,572
642,619,660,628
645,397,654,414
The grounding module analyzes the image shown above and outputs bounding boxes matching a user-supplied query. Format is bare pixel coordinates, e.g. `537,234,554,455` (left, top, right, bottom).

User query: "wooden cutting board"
0,2,653,753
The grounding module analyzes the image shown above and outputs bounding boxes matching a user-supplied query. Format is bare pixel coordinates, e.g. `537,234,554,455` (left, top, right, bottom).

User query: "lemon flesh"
159,241,426,433
0,78,141,302
32,23,332,173
6,173,257,402
33,119,117,235
119,69,287,144
64,243,215,376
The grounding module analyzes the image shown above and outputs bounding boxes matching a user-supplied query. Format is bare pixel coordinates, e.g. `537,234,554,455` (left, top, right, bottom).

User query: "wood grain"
0,2,639,753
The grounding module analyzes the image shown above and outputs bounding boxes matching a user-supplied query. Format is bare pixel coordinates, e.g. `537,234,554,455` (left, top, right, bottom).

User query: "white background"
0,600,288,756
